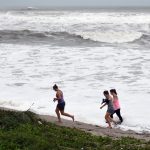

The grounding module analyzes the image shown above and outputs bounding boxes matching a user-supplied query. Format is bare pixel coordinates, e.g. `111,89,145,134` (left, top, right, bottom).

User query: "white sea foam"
0,43,150,132
0,9,150,132
0,10,150,44
74,31,142,43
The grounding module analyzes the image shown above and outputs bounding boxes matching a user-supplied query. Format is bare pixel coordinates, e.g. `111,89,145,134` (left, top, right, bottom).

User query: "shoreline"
0,107,149,141
39,114,150,141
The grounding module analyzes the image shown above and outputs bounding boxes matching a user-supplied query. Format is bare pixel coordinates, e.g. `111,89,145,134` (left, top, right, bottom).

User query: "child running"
110,89,123,123
53,84,74,123
100,90,116,129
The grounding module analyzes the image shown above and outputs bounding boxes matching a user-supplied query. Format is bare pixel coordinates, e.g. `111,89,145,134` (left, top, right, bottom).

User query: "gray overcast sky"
0,0,150,8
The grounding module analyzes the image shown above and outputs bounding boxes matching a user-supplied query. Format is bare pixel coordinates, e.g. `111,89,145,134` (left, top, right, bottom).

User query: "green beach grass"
0,109,150,150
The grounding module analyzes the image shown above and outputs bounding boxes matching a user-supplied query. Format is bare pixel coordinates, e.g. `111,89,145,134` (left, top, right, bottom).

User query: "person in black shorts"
53,84,74,123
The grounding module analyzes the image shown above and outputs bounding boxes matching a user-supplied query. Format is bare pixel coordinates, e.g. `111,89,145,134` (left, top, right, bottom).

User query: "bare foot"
107,126,112,129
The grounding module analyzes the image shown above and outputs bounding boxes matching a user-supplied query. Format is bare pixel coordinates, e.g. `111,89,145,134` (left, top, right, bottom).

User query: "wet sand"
38,114,150,141
1,107,150,141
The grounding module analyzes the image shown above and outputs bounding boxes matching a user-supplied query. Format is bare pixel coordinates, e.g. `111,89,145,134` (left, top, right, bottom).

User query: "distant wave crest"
74,31,144,43
0,29,148,44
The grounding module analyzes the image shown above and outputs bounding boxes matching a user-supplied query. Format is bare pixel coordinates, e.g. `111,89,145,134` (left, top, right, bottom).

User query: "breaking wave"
0,29,148,44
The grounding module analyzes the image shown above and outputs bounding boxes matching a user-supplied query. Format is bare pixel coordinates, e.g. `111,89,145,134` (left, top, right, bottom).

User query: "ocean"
0,8,150,132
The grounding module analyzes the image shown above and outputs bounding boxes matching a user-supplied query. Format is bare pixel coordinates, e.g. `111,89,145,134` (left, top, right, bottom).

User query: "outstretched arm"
100,103,107,109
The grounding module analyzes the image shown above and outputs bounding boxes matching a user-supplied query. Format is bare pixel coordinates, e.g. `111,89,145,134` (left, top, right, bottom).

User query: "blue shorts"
57,101,65,111
107,109,114,115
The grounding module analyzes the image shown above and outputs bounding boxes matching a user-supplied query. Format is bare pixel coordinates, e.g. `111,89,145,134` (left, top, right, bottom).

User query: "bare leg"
108,115,117,124
105,113,112,129
60,110,74,122
55,107,61,122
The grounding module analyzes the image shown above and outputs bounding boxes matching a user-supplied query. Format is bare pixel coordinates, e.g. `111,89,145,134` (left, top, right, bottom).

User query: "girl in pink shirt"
110,89,123,123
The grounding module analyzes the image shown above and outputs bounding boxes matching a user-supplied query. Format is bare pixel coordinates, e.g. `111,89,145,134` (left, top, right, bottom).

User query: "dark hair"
103,90,109,95
110,89,117,95
53,84,58,90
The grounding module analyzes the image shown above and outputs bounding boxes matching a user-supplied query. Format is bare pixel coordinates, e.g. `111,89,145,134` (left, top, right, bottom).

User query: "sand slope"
39,115,150,141
0,107,149,141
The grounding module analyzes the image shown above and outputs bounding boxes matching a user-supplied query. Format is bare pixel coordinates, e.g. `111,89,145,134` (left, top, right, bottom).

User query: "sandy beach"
38,114,150,141
1,8,150,134
0,106,150,141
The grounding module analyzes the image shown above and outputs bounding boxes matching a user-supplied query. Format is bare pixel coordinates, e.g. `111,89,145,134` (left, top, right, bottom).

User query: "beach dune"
0,106,150,141
39,114,150,141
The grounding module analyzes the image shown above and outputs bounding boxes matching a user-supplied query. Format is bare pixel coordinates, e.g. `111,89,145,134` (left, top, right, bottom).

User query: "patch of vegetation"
0,109,150,150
